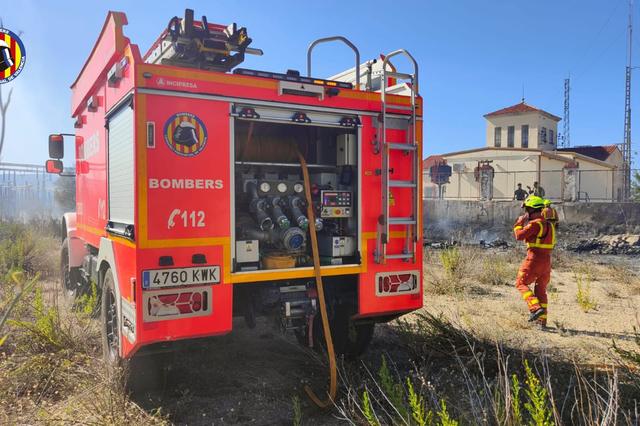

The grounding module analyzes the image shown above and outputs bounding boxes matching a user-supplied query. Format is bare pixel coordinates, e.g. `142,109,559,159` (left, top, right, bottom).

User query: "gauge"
293,183,304,193
259,182,271,193
277,182,288,193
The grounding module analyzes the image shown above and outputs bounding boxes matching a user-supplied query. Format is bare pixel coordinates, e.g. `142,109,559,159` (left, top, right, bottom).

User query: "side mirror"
48,134,64,159
45,159,63,174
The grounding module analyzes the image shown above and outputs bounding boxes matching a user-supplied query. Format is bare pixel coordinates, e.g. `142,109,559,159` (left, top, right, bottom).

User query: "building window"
507,126,515,147
521,125,529,148
549,129,555,145
494,127,501,147
540,127,547,144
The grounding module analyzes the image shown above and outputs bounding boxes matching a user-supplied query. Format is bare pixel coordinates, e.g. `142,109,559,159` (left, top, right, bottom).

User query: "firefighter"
513,195,556,327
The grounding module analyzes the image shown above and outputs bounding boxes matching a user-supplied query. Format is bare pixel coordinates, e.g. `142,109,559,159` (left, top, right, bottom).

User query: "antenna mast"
563,77,570,148
623,0,634,199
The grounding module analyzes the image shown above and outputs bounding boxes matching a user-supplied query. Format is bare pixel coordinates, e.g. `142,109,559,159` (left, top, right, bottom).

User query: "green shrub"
574,271,597,313
361,388,379,426
291,395,302,426
439,247,461,278
407,377,431,426
0,221,57,280
75,280,99,316
436,400,458,426
0,271,39,347
523,360,553,426
8,284,95,355
510,373,523,425
379,356,407,420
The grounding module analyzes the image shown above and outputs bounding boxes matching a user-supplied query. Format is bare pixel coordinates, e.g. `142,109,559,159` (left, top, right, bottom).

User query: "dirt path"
423,250,640,365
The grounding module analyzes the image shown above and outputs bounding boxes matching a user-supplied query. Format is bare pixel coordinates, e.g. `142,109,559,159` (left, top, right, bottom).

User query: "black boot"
528,308,545,322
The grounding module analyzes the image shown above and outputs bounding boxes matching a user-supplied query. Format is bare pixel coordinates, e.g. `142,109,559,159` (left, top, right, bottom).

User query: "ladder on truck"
375,50,419,264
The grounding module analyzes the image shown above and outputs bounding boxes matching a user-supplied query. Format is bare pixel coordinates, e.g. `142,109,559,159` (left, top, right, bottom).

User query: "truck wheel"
101,268,121,366
60,238,81,302
331,304,375,358
311,304,375,358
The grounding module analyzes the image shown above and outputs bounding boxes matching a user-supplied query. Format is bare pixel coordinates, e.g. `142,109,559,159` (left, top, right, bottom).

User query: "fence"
0,162,60,220
423,168,637,202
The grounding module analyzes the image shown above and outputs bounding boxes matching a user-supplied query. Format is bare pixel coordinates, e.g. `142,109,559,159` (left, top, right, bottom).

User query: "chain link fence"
423,168,637,202
0,163,59,220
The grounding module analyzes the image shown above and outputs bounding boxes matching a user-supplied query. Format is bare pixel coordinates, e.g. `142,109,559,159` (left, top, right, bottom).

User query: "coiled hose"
297,149,338,408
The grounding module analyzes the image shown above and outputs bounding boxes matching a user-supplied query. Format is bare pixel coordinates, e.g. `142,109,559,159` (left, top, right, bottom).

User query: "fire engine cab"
46,9,423,369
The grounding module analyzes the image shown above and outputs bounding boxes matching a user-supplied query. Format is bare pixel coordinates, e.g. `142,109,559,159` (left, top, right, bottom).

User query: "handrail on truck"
381,49,419,96
306,36,360,90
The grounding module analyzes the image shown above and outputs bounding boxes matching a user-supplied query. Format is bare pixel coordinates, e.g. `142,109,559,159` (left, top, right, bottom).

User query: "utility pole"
623,0,634,200
563,77,570,148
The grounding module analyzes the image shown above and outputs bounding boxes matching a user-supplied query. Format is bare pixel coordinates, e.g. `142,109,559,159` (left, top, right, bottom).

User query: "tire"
101,268,121,366
100,268,165,393
311,304,375,358
331,304,375,358
60,238,81,302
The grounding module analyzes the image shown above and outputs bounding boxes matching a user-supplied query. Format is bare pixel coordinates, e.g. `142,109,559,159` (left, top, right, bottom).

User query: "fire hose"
297,149,338,408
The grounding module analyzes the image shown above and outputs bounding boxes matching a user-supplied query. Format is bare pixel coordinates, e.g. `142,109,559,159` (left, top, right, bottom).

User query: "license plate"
142,266,220,289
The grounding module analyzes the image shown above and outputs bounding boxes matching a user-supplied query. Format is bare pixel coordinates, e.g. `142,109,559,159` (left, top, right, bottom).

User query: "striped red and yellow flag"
1,32,22,80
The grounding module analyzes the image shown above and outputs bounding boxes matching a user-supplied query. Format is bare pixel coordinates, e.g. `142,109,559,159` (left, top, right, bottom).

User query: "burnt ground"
131,319,409,425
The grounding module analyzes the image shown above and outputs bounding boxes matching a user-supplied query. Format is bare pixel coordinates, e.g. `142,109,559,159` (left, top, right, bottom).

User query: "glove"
514,214,528,227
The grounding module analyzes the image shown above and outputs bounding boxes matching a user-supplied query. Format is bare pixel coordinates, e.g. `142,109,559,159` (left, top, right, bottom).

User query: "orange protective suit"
513,212,556,325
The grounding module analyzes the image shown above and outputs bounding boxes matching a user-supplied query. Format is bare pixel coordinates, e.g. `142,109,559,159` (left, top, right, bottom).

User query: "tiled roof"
423,155,444,170
484,102,561,121
556,145,619,162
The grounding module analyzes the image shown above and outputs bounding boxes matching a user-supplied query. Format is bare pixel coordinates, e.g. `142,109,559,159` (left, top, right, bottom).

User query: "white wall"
434,149,616,202
485,111,559,150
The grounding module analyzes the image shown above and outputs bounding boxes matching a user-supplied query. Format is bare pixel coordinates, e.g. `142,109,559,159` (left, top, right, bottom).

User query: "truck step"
386,253,414,260
389,180,416,188
389,217,416,225
387,143,417,151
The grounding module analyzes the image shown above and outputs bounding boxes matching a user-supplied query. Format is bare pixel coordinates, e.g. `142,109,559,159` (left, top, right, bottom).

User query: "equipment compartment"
232,118,359,272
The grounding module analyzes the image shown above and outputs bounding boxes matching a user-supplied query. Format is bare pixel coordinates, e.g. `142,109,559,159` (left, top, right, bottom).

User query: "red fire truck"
46,9,423,369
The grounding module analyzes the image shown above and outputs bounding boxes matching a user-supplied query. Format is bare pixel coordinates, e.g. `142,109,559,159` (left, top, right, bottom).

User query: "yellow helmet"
523,195,545,209
543,199,551,207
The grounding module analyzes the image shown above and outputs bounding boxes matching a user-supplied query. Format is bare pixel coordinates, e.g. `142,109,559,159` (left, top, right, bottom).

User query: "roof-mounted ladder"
375,49,419,264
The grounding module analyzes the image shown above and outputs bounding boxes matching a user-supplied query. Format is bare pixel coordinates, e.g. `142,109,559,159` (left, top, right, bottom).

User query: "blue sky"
1,0,639,166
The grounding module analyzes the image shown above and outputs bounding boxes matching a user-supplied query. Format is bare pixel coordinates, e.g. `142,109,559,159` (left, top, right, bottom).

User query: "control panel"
320,190,352,218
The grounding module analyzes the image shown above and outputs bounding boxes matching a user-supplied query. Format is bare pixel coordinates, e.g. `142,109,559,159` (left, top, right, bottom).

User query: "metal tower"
563,77,570,148
623,0,634,200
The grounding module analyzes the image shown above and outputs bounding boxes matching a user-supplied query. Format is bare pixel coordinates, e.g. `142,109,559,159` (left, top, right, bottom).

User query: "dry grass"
426,246,519,295
604,263,640,296
478,254,519,287
336,313,639,425
0,220,166,425
2,222,640,424
426,246,481,295
0,220,58,280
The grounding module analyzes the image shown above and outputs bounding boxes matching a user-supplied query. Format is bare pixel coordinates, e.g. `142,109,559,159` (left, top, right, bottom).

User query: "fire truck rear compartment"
232,119,359,273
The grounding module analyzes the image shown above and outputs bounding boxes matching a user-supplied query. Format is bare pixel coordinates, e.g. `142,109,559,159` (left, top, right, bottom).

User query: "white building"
423,102,624,201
